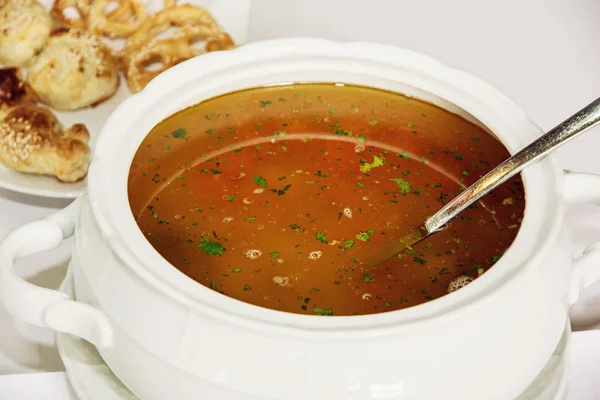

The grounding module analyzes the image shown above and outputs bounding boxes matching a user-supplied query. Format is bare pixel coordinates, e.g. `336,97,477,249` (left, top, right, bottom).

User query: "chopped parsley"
271,184,292,196
363,273,375,282
314,307,333,316
198,237,225,256
360,155,385,173
254,175,267,188
315,232,328,244
172,128,187,139
398,151,410,161
259,100,272,108
270,251,281,259
356,229,374,242
244,216,257,222
389,177,413,194
344,239,355,249
226,194,237,202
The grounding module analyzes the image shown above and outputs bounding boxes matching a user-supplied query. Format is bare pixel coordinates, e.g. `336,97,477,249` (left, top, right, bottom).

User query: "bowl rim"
87,38,565,338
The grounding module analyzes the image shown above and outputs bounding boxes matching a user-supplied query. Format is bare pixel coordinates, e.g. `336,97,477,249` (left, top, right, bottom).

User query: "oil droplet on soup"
128,84,525,316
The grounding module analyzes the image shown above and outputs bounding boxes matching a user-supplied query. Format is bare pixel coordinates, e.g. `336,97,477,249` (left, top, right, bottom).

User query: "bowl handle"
565,171,600,305
0,197,113,347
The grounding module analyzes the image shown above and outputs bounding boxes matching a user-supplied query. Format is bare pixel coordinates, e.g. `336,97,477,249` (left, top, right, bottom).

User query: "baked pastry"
87,0,147,39
0,0,52,66
122,5,234,93
27,28,119,110
50,0,91,30
0,68,37,110
0,103,90,182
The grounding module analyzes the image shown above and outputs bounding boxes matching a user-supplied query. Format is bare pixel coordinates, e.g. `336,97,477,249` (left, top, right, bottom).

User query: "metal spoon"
394,96,600,253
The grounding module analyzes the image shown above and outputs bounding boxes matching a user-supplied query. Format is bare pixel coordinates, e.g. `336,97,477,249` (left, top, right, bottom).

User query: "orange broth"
128,83,525,316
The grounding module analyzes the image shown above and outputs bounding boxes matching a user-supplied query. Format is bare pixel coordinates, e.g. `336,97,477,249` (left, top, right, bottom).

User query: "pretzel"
87,0,147,39
123,5,234,93
50,0,91,29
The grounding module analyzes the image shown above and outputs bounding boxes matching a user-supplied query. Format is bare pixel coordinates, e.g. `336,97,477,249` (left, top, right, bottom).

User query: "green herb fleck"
254,175,267,188
356,229,374,242
210,280,217,289
414,257,426,265
244,284,252,291
314,307,333,316
329,107,336,114
226,194,237,202
198,237,225,256
315,232,328,244
363,273,375,282
390,177,413,194
259,100,272,108
271,184,292,196
244,216,257,222
360,155,385,173
270,251,281,259
233,268,241,273
368,119,378,127
172,128,187,139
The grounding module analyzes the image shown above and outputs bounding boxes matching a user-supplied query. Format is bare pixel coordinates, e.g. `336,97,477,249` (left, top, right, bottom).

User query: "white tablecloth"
1,0,600,395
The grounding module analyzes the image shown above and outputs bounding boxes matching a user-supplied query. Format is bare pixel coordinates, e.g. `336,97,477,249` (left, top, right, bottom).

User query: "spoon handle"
425,96,600,234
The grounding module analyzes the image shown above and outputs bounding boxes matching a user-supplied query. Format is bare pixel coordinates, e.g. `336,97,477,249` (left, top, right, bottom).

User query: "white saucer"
56,268,137,400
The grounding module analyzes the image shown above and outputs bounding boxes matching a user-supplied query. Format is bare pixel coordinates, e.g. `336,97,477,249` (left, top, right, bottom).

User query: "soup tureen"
2,39,600,399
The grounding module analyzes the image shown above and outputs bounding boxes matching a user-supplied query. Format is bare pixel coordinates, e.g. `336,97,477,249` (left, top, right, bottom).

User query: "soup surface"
129,84,525,316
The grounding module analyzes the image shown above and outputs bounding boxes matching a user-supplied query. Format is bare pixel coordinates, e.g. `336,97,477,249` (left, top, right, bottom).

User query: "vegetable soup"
128,83,525,316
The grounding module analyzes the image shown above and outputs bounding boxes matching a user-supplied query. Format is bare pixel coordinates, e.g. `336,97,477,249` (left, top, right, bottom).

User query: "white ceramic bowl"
2,39,600,400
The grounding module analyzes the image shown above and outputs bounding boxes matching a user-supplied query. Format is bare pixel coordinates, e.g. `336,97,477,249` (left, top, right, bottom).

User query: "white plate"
1,0,250,199
56,267,138,400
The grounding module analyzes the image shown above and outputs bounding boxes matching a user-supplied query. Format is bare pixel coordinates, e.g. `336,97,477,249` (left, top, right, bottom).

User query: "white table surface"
1,0,600,396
